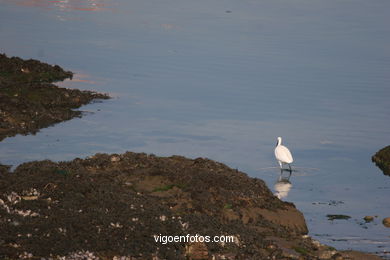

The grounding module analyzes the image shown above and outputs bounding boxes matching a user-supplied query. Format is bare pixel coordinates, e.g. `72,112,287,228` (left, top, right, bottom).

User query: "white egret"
274,137,293,171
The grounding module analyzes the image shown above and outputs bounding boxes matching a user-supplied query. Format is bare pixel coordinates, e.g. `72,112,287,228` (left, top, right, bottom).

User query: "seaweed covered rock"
0,152,307,259
372,145,390,176
0,53,73,84
0,152,381,259
0,54,109,141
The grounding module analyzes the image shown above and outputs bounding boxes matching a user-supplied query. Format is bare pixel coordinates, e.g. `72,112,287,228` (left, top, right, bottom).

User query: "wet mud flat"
0,53,109,142
372,146,390,176
0,152,382,260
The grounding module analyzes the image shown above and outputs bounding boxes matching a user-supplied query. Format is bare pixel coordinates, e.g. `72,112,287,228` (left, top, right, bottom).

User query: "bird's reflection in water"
274,169,292,199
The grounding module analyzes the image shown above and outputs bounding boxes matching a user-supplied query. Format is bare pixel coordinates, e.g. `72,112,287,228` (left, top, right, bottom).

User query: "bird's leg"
288,164,292,173
278,161,283,169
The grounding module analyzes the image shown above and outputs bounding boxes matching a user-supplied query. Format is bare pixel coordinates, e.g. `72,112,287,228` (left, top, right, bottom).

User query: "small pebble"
364,216,374,222
383,217,390,228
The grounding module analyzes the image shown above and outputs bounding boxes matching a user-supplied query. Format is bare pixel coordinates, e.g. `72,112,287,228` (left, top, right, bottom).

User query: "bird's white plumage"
274,137,293,167
275,145,293,164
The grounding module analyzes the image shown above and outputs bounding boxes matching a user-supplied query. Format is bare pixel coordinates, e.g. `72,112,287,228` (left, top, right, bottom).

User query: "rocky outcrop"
372,145,390,176
0,54,109,141
0,152,380,259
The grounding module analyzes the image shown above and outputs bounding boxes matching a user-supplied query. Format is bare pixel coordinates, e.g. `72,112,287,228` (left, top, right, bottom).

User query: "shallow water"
0,0,390,257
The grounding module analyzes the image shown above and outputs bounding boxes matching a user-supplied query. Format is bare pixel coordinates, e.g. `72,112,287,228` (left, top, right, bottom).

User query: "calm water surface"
0,0,389,257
